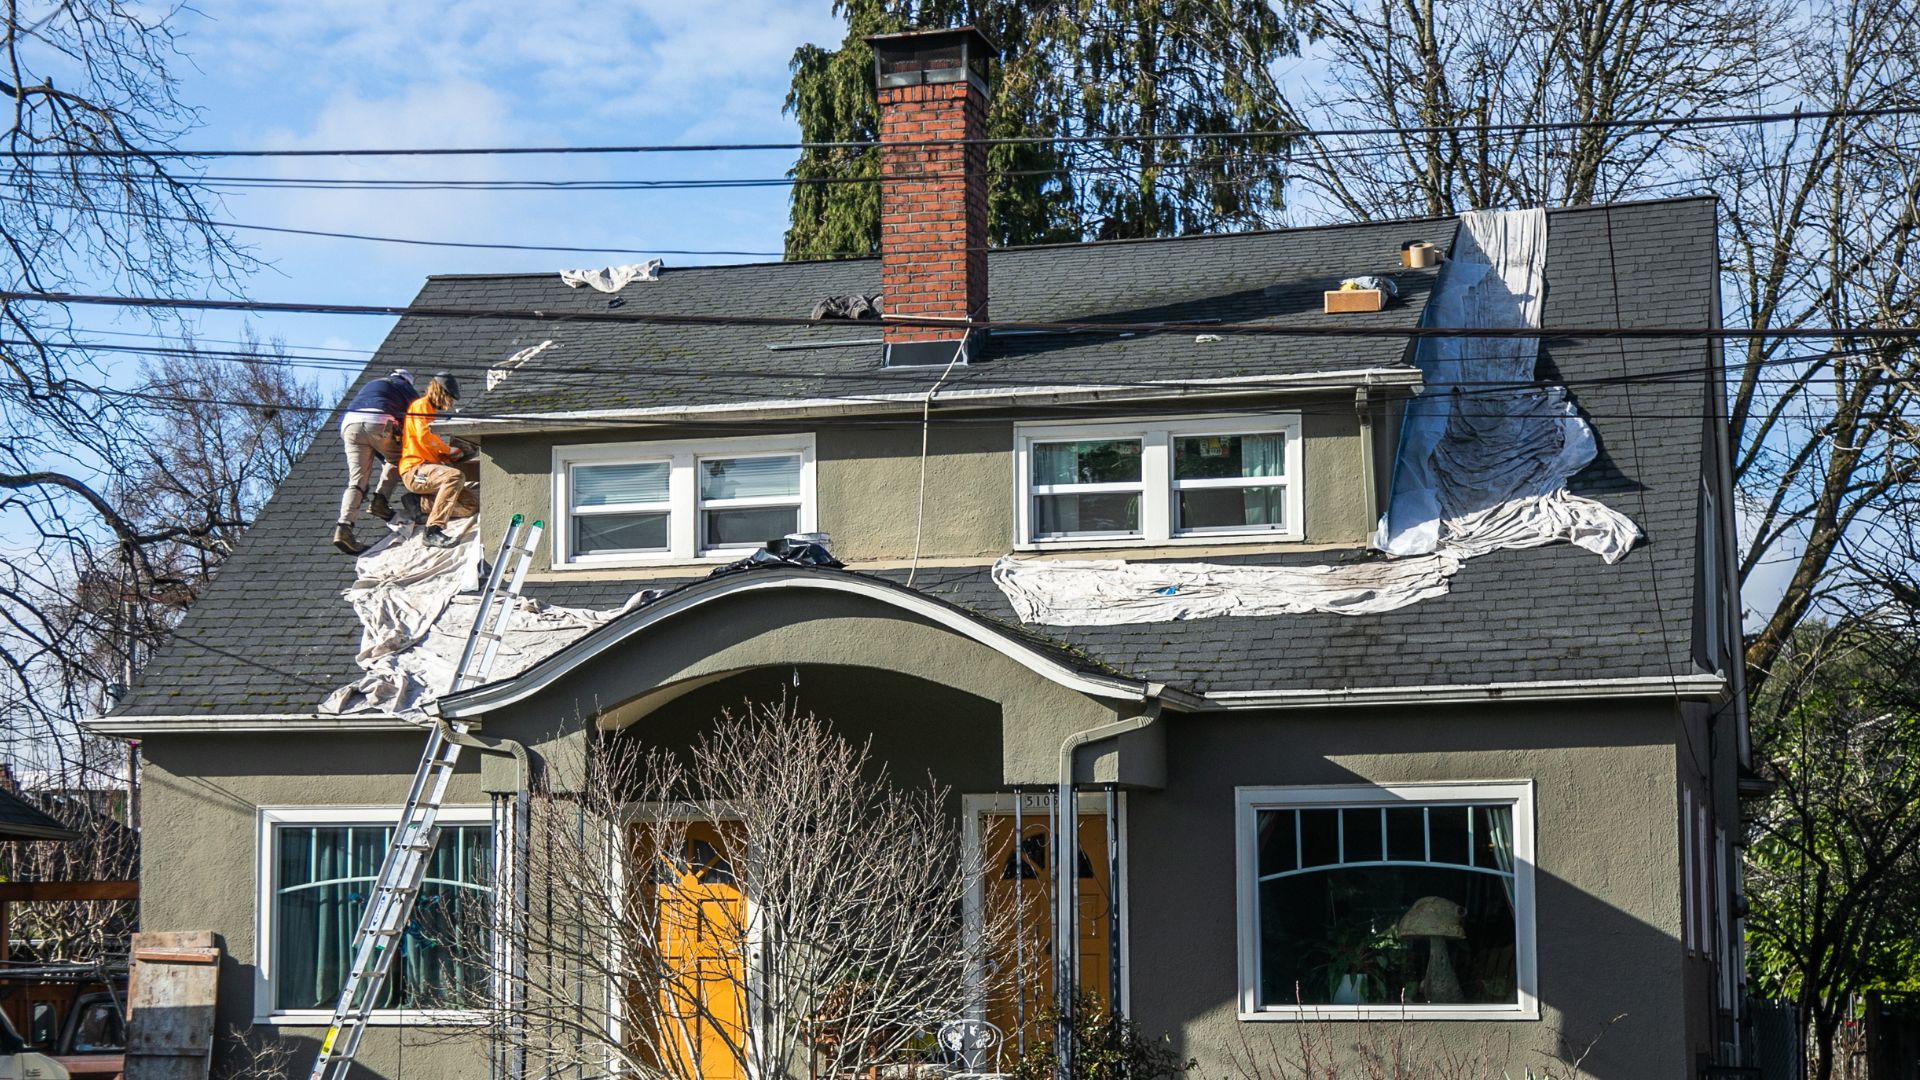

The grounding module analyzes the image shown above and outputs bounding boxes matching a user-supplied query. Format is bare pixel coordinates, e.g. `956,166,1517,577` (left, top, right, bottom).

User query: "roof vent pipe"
865,27,997,368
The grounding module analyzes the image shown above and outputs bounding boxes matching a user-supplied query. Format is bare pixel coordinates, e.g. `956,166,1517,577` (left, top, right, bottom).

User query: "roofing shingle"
112,198,1717,717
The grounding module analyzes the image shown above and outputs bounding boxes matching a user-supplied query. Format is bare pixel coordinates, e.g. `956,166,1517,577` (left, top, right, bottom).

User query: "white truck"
0,1007,66,1080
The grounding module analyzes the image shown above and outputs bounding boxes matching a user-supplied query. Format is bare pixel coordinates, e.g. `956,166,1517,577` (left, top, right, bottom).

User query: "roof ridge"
421,196,1716,283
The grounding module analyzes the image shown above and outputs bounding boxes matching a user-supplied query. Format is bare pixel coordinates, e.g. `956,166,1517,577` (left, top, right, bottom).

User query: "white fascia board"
436,572,1154,719
436,367,1422,436
1197,673,1728,710
82,713,418,736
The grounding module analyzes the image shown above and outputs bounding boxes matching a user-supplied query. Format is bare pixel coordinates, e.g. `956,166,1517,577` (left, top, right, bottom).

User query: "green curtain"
1485,806,1517,908
1239,434,1285,478
274,824,492,1012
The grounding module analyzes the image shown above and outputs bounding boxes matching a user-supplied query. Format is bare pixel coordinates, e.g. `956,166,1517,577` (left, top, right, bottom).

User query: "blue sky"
128,0,848,386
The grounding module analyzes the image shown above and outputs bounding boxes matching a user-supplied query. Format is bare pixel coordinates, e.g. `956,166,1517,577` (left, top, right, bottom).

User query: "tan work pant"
403,464,477,528
338,420,403,525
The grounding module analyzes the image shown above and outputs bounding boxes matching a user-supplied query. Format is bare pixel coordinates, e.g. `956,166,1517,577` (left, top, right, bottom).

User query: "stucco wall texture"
1128,705,1686,1079
140,692,1690,1080
475,399,1376,571
140,732,495,1080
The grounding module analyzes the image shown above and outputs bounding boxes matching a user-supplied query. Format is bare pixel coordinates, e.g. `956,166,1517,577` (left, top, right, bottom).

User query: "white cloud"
188,0,843,141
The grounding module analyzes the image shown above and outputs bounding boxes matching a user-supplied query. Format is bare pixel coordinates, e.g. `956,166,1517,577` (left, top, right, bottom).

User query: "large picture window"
553,436,816,567
1235,782,1536,1020
258,808,493,1020
1016,415,1302,548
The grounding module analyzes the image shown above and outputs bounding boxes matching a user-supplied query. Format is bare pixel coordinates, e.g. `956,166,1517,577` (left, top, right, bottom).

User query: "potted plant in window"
1307,917,1404,1004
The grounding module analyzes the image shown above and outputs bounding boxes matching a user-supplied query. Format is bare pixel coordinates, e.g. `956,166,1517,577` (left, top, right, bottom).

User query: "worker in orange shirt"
400,372,477,548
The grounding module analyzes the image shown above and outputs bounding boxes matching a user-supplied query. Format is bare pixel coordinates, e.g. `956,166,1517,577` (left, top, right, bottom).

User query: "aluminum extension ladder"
307,514,544,1080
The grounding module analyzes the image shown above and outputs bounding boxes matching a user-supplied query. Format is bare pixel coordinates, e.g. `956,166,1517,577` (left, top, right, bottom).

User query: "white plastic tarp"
995,207,1639,627
991,553,1460,625
1375,207,1639,562
318,520,642,717
559,259,663,293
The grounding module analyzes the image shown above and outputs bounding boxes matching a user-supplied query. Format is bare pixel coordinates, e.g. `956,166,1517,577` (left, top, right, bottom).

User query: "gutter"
437,367,1423,436
430,710,531,1078
83,712,416,736
87,673,1716,734
1197,673,1729,710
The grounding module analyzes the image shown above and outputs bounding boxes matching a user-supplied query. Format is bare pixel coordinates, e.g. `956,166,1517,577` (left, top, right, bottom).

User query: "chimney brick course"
873,53,990,359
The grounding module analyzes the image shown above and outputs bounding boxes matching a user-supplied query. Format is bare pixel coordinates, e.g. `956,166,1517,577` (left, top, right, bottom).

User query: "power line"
6,288,1918,341
0,195,787,259
10,332,1882,394
12,104,1918,159
32,335,1891,429
28,126,1619,192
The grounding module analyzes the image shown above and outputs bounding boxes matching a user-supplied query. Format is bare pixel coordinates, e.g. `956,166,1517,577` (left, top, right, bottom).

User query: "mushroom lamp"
1395,896,1467,1003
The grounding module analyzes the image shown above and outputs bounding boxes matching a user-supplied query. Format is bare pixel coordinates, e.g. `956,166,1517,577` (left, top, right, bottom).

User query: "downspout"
1355,386,1379,530
438,715,531,1080
1054,687,1165,1080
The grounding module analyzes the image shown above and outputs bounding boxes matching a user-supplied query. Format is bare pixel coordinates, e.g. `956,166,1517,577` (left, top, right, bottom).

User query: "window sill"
1239,1003,1539,1023
1015,531,1304,553
258,1010,490,1027
550,549,765,572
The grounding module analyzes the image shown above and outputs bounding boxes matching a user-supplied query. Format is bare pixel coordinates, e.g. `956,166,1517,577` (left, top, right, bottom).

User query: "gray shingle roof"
0,789,81,842
401,216,1451,420
112,198,1716,717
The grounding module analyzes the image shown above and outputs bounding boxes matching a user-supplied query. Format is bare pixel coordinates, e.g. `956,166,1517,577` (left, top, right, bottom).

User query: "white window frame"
1234,780,1539,1022
552,434,817,569
254,805,494,1026
1014,414,1304,550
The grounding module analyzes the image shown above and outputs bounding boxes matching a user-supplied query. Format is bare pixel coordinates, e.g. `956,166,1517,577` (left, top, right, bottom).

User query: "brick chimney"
866,27,996,367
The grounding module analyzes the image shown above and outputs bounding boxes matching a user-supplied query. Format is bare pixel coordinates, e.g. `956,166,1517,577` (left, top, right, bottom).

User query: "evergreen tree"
783,0,1301,259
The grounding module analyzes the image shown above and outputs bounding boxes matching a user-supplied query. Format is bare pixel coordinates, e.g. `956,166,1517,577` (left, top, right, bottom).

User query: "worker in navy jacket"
333,369,417,555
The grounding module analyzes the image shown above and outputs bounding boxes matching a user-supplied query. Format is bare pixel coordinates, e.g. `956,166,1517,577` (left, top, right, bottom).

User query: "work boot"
365,492,394,521
401,492,425,519
422,525,457,549
332,522,369,556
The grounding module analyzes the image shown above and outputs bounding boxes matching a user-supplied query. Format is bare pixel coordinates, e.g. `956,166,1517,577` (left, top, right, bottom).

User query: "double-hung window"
1235,782,1537,1020
570,459,672,556
1016,416,1302,548
554,436,816,567
257,807,493,1021
698,453,805,549
1029,439,1146,540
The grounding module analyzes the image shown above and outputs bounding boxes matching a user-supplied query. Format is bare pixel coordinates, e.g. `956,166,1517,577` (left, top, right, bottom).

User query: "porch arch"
442,568,1167,787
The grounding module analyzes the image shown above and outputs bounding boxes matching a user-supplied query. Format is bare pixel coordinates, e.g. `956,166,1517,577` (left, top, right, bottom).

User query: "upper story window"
553,435,816,568
1015,415,1303,548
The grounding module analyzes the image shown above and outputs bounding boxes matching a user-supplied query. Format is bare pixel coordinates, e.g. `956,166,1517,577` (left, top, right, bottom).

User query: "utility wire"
10,333,1877,395
110,129,1920,195
24,137,1920,263
12,104,1917,158
6,288,1917,341
0,195,785,259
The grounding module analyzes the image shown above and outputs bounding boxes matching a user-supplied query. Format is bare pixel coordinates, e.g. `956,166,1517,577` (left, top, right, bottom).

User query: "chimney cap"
865,26,998,92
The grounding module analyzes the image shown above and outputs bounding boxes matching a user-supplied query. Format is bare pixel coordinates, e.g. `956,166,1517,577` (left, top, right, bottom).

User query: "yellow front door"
635,821,748,1080
981,807,1113,1043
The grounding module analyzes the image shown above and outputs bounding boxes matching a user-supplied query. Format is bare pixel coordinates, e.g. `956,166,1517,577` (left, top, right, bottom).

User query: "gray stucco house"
92,29,1749,1080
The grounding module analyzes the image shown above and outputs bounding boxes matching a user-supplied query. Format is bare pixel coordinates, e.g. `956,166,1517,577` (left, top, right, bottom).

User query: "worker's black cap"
433,371,460,400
